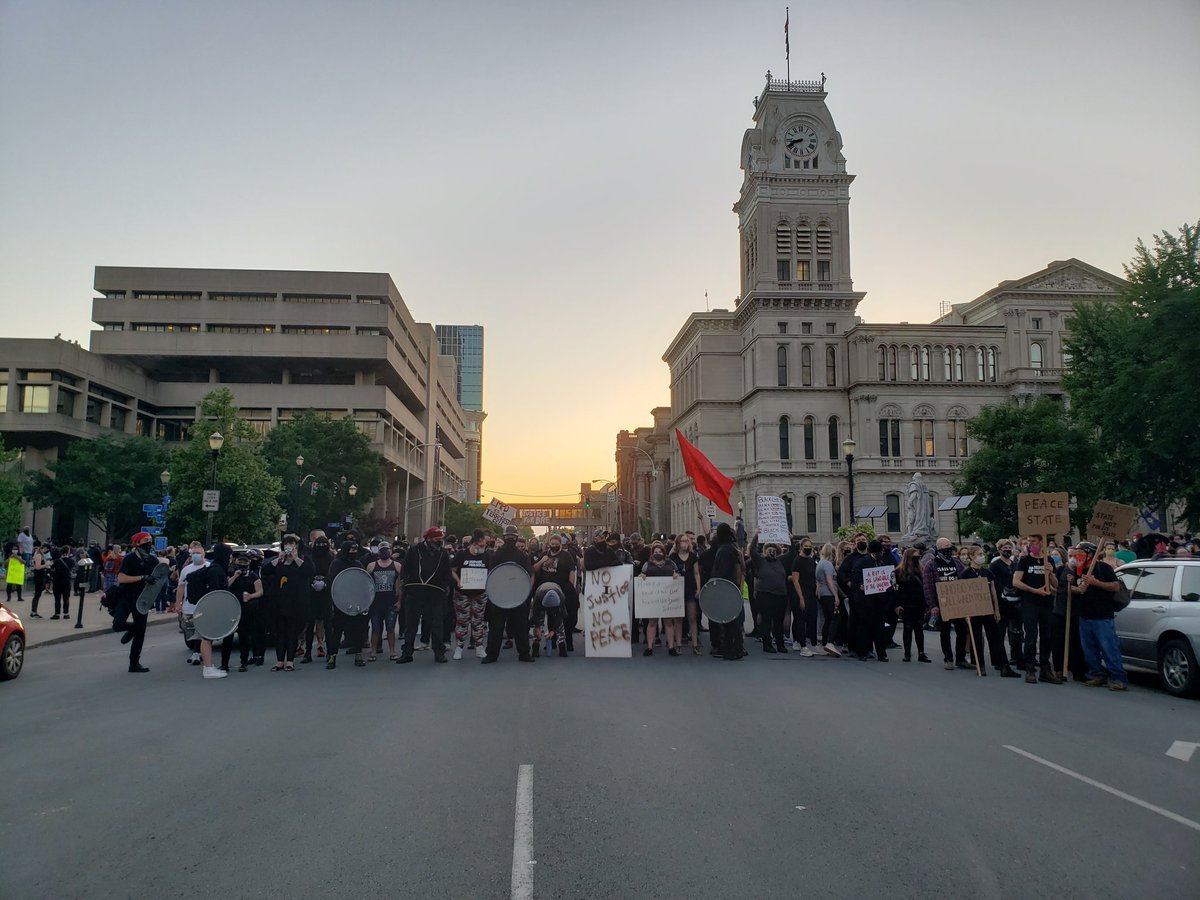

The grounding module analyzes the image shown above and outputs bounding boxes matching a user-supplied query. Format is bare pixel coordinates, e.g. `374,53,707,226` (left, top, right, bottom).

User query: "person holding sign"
1073,542,1129,691
1012,540,1062,685
922,539,970,671
963,548,1020,678
451,530,490,660
639,542,682,656
751,531,790,654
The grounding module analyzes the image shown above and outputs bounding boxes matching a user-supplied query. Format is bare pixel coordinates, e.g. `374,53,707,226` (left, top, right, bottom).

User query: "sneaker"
799,646,815,658
823,643,841,657
918,654,932,663
202,666,227,679
945,661,956,671
188,651,201,665
476,646,488,659
128,664,149,673
1083,677,1107,687
453,646,463,660
238,663,248,672
812,646,827,656
1107,681,1127,692
415,643,429,652
503,639,514,649
643,647,653,657
50,614,60,620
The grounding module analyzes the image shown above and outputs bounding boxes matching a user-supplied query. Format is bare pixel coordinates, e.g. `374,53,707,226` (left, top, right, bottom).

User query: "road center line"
1004,745,1200,833
511,764,534,900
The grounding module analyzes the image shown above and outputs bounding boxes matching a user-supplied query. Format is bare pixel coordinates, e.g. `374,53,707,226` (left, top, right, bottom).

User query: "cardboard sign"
482,498,516,526
862,565,895,596
520,508,552,526
459,566,487,591
935,578,995,621
756,495,791,545
1087,500,1139,540
1017,492,1070,539
583,564,633,658
634,575,685,618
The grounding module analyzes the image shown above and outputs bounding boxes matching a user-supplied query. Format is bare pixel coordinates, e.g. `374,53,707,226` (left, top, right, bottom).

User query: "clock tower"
734,73,863,307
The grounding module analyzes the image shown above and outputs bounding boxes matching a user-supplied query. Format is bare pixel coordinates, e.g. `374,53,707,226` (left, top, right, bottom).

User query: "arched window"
777,344,788,386
909,346,919,381
801,346,813,386
975,347,985,382
825,346,837,386
831,495,843,531
953,347,964,381
942,347,952,380
877,346,887,381
803,416,815,460
827,416,840,459
805,495,818,534
1030,341,1044,371
987,347,998,381
779,416,791,460
920,346,931,381
889,346,898,382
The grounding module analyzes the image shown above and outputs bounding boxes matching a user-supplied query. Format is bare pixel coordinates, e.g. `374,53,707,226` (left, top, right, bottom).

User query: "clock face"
783,123,818,157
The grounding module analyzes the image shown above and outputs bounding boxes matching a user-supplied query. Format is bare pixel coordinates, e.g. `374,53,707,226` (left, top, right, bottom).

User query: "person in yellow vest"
5,546,26,603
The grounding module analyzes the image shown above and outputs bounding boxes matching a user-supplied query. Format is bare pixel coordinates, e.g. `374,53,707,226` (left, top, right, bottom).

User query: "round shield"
135,562,170,614
331,567,374,616
535,582,563,608
486,562,532,609
698,578,743,624
191,590,242,641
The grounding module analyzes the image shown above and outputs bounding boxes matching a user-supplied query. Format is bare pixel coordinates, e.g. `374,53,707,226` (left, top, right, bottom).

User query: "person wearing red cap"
397,527,452,663
110,531,160,673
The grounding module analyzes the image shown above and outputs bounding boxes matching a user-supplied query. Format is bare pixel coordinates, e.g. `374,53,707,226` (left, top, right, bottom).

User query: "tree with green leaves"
0,439,24,540
953,397,1103,543
1064,221,1200,528
443,499,490,539
260,410,382,538
24,435,168,544
166,389,282,545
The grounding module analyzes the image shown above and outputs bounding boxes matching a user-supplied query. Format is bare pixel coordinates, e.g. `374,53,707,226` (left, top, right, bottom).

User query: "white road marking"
1004,745,1200,833
511,764,534,900
795,806,806,811
1166,740,1199,763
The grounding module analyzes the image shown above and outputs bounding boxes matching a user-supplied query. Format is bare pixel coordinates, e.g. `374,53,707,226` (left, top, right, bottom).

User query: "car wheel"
1158,638,1199,698
1,633,23,681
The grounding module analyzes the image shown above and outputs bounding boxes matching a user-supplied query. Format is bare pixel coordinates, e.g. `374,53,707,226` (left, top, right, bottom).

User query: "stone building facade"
618,75,1123,541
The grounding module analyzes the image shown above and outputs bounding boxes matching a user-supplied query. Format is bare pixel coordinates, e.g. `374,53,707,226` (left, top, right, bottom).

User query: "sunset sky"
2,0,1197,502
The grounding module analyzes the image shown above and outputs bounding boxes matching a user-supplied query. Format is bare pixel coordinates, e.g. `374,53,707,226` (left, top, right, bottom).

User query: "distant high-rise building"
435,324,484,412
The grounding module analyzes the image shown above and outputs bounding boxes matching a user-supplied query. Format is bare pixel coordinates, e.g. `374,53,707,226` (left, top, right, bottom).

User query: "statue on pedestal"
902,472,936,545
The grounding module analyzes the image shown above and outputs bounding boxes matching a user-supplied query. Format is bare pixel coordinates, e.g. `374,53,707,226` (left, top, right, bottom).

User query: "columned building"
621,74,1124,540
1,267,470,541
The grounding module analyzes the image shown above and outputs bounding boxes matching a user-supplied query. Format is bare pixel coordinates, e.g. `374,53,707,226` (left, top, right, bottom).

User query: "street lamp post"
348,484,358,531
206,432,224,549
843,438,857,526
404,441,440,542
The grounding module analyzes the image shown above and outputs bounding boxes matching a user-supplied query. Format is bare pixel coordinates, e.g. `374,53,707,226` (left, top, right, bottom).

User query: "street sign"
162,494,172,505
202,490,221,512
706,502,717,519
344,514,353,523
142,504,163,515
143,526,163,536
327,522,341,529
153,537,167,552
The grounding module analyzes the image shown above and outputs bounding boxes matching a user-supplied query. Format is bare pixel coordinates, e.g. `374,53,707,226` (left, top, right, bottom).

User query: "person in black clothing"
894,548,931,662
989,540,1023,668
398,527,452,664
789,537,819,652
231,549,266,671
261,534,315,671
1073,541,1128,690
324,538,367,668
923,538,970,671
696,536,720,655
850,541,893,662
49,547,73,619
111,531,159,673
1012,540,1062,684
962,547,1019,677
1052,551,1087,682
306,533,334,660
483,525,534,663
750,532,789,653
709,522,745,661
837,533,871,653
532,534,577,657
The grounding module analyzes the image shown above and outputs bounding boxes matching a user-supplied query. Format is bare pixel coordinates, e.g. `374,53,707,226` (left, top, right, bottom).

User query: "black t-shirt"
489,542,532,573
267,557,316,612
1015,554,1049,602
117,550,160,600
670,552,698,600
1079,561,1119,620
454,550,490,594
534,550,574,590
229,570,261,605
370,560,400,600
712,543,741,583
184,562,227,605
791,554,818,601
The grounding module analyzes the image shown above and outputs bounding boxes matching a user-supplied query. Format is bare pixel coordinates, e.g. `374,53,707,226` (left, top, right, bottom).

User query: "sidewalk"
4,593,178,649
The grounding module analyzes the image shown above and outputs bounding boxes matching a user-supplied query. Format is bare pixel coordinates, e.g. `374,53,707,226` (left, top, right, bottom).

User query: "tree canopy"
0,439,25,540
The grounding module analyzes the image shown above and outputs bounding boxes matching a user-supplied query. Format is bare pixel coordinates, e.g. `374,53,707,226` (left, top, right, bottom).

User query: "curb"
27,616,177,650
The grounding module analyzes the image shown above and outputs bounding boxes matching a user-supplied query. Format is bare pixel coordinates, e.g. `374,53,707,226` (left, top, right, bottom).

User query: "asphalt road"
3,631,1198,899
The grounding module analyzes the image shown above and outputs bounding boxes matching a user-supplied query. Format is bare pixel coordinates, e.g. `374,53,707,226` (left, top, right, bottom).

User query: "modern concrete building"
435,324,486,503
1,266,472,542
619,74,1124,540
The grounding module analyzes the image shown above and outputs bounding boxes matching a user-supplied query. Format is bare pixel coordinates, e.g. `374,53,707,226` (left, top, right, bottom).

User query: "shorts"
180,613,197,644
369,597,398,633
530,596,564,633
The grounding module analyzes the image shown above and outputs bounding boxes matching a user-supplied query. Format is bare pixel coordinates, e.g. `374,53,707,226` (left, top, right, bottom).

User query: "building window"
0,384,7,411
101,323,124,331
942,347,952,380
208,325,275,334
878,346,887,381
879,418,901,457
110,406,128,432
803,416,815,460
20,385,50,413
802,322,812,335
976,348,986,382
909,347,919,381
796,260,810,282
889,347,898,382
801,346,812,386
1030,341,1044,371
777,259,791,282
831,495,843,531
777,321,788,334
921,347,931,381
55,389,76,416
85,397,103,424
796,226,812,259
825,322,836,334
1031,317,1043,330
886,494,901,532
987,347,998,381
806,495,818,534
948,419,970,458
779,416,791,460
777,345,788,386
783,494,793,531
953,347,964,381
827,416,839,459
817,260,831,282
914,419,935,457
816,223,832,256
825,346,837,386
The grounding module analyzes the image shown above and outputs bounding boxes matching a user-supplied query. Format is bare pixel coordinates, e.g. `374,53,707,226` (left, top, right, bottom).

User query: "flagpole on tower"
785,7,790,85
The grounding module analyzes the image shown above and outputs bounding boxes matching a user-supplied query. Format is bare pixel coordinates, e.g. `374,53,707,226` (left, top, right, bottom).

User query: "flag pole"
785,7,790,85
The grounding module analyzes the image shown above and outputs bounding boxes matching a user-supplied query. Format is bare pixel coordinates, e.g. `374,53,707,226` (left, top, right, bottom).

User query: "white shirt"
17,532,33,555
178,560,210,614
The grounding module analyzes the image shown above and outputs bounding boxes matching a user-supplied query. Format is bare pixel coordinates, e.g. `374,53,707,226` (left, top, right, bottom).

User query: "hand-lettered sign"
482,498,516,526
634,575,685,619
756,495,791,545
936,578,995,621
1017,492,1070,540
862,565,895,596
1086,500,1139,541
584,564,633,658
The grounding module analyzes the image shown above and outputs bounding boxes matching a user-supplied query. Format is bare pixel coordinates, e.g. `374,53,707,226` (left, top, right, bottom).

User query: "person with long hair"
670,533,702,655
894,548,931,662
641,540,683,656
815,542,840,656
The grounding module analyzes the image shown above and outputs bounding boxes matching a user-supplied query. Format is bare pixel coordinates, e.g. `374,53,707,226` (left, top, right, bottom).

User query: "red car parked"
1,601,25,680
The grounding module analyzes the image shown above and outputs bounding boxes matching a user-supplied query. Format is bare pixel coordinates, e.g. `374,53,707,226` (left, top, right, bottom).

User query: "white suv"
1115,559,1200,697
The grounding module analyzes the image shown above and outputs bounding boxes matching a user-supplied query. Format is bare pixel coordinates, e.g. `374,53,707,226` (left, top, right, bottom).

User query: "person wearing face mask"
962,546,1019,677
1012,538,1062,684
452,529,490,660
307,532,334,661
670,533,703,655
989,539,1024,669
751,531,790,654
366,542,401,661
638,540,683,656
789,537,822,656
922,538,970,671
111,531,160,673
173,541,231,679
1051,548,1086,682
398,527,452,664
838,533,872,657
894,548,930,662
263,534,316,671
483,525,534,663
532,533,578,657
231,549,266,671
324,538,368,668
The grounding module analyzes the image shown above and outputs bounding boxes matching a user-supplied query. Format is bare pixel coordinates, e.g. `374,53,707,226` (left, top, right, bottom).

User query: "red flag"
675,429,735,515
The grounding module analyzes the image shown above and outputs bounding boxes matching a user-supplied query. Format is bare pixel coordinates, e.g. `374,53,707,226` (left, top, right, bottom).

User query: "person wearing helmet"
397,527,452,664
1072,542,1128,691
482,525,534,663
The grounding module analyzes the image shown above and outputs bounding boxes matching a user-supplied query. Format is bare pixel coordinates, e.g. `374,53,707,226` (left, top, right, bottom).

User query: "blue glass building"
435,324,484,412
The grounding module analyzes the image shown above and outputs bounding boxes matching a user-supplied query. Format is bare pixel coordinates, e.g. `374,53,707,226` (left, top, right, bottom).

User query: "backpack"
1113,579,1132,612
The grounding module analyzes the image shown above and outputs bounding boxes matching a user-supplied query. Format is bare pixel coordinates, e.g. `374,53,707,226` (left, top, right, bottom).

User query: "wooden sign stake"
966,615,982,676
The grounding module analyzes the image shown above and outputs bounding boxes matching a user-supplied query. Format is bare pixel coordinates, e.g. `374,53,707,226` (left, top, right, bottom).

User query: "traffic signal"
475,498,481,505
